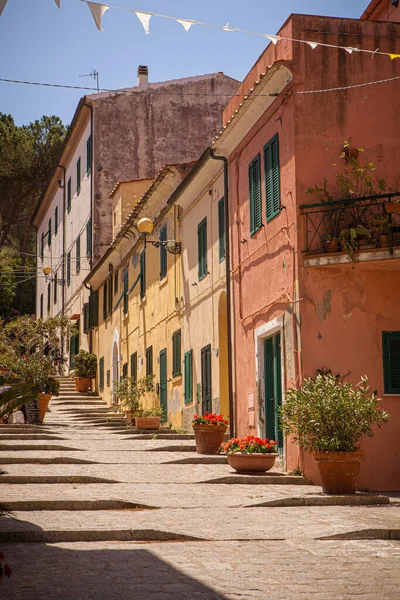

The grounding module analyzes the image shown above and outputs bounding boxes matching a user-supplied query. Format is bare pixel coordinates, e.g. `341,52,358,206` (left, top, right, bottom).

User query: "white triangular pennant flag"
344,47,359,54
88,2,110,31
136,11,152,35
264,34,281,45
0,0,8,17
54,0,60,8
222,22,234,32
177,19,195,32
308,41,318,50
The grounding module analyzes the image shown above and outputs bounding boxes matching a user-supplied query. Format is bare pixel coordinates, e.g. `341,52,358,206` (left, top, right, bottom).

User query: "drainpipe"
209,150,234,438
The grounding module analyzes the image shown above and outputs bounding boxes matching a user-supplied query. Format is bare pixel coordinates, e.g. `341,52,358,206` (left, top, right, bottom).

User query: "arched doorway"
218,292,229,416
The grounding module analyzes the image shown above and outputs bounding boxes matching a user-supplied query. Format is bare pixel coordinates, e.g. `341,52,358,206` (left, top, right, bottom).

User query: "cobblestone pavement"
1,383,400,599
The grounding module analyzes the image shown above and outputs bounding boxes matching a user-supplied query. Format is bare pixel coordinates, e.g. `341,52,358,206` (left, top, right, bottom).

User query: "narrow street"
1,379,400,599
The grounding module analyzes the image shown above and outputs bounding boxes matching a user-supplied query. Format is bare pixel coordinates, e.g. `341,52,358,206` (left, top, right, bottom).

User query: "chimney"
137,65,149,88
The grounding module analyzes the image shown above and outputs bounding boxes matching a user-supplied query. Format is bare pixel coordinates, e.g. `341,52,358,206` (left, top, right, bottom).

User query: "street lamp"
42,266,65,285
137,218,181,254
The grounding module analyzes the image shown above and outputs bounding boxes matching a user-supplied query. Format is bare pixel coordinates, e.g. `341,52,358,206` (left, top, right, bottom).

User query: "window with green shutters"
48,218,51,246
86,135,92,174
172,330,181,377
89,290,99,328
66,251,71,285
40,233,44,260
83,303,89,334
108,276,113,316
106,370,110,387
160,226,167,279
86,219,92,256
184,350,193,404
123,269,129,314
103,281,108,320
67,178,71,213
114,269,119,294
383,331,400,393
54,206,58,236
197,217,207,280
76,235,81,273
99,357,104,391
146,345,153,376
39,293,43,319
264,134,281,222
201,344,212,414
130,352,137,383
76,157,81,194
218,197,225,262
53,272,57,304
249,154,261,236
122,362,128,380
140,250,146,299
47,282,51,313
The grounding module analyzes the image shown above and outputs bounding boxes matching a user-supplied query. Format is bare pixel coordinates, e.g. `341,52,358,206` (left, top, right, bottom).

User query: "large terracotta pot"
314,451,364,494
75,377,91,392
193,424,227,454
37,393,51,423
227,452,278,473
135,416,161,430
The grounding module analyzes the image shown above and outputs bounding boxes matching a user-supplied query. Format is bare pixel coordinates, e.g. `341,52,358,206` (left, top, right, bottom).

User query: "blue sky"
0,0,368,125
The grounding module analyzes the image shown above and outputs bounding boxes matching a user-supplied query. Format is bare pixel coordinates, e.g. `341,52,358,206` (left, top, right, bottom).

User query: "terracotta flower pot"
314,451,364,494
75,377,91,392
324,239,339,253
193,424,227,454
227,452,278,473
378,234,389,248
37,393,51,423
135,416,161,430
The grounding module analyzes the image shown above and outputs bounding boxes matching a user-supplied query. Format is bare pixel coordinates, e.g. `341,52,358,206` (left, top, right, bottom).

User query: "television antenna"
79,69,100,92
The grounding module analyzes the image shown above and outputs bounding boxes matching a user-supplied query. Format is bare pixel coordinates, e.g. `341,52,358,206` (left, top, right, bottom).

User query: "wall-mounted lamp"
42,266,65,285
137,218,181,254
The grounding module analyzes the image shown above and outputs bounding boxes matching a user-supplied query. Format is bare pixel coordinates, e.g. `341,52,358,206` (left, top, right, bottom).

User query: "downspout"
209,150,234,438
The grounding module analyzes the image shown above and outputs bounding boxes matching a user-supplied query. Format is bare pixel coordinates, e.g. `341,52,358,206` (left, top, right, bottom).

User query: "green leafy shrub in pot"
279,374,389,453
14,354,55,394
138,407,163,418
112,377,140,412
74,350,97,378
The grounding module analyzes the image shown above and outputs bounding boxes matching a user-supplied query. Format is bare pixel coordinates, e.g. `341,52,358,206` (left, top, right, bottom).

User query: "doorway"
159,348,167,422
264,333,283,451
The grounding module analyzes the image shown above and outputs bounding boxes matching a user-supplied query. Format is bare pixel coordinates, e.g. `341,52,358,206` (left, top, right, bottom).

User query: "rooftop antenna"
79,69,100,92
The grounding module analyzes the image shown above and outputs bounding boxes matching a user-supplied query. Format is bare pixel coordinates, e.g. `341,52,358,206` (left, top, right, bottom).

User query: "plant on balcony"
368,213,392,248
74,350,97,392
279,374,389,494
339,226,372,263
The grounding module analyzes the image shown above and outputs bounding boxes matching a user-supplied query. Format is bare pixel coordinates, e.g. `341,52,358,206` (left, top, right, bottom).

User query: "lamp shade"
137,217,154,234
42,265,52,276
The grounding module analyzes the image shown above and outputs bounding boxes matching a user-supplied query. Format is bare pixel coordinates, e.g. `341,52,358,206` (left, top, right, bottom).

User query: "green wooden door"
264,333,283,451
159,348,167,422
201,344,212,414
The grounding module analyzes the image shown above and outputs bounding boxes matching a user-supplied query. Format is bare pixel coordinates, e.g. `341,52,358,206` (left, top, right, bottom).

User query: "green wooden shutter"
265,134,281,222
76,235,81,273
114,269,119,294
86,135,92,174
140,251,146,298
83,302,89,334
86,219,92,256
103,282,107,320
249,154,261,236
172,330,181,377
160,226,167,279
108,276,113,316
53,272,57,304
106,370,110,387
383,331,400,393
218,197,225,262
89,290,99,328
48,218,51,246
201,344,212,414
197,218,207,280
40,233,44,260
39,294,43,318
184,350,193,404
99,357,104,391
146,346,153,376
67,178,71,212
77,157,81,194
130,352,137,382
123,269,129,314
47,282,51,313
122,362,128,380
54,206,58,236
66,252,71,285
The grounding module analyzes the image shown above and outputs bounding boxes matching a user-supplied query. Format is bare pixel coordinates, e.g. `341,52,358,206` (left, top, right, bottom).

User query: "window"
89,290,99,328
123,269,129,314
122,362,128,380
218,197,225,262
264,134,281,222
160,226,167,280
76,157,81,194
108,276,113,315
140,250,146,299
106,370,110,387
383,332,400,394
99,357,104,391
83,303,89,334
86,135,92,174
48,218,51,247
184,350,193,404
40,233,44,261
67,177,71,213
146,345,153,376
114,269,119,294
249,154,261,236
86,219,92,256
39,293,43,319
53,272,57,304
54,206,58,236
130,352,137,383
103,281,108,320
197,217,207,280
66,251,71,285
172,329,181,377
47,282,51,313
76,235,81,273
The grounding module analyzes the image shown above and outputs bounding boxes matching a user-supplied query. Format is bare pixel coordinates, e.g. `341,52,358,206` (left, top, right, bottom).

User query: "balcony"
300,193,400,267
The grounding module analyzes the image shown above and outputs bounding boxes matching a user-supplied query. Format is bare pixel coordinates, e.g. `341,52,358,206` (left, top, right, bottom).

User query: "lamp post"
42,266,65,285
137,218,181,254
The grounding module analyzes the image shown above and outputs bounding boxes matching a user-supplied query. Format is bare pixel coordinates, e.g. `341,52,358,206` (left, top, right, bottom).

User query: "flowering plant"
192,412,228,427
220,435,278,454
0,551,12,583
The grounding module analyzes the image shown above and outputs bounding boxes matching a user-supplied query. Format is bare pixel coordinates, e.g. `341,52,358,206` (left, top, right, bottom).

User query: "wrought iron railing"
300,192,400,255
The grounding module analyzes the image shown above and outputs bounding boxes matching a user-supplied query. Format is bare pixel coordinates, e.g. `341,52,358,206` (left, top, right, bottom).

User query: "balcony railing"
300,192,400,255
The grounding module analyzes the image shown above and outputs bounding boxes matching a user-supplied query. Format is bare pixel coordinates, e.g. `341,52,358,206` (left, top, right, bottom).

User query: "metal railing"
300,192,400,255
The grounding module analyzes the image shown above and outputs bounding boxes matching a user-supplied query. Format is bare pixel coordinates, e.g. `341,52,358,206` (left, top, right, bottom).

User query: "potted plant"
323,234,340,253
74,350,97,392
339,226,371,263
111,377,140,424
368,213,392,248
14,354,59,422
280,374,389,494
192,412,229,454
136,406,163,430
220,435,278,473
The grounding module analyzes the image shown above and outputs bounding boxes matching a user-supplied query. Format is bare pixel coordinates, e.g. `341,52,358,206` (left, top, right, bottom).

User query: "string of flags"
1,0,399,61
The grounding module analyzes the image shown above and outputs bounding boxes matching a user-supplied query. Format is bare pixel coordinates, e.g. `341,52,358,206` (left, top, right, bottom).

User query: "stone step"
0,475,119,484
247,494,390,507
147,445,196,452
0,444,81,451
4,500,156,511
126,434,195,440
0,529,203,544
0,457,97,465
201,474,309,485
0,435,67,440
164,456,228,465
